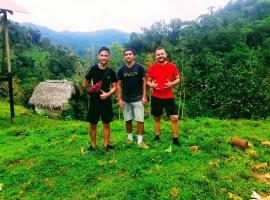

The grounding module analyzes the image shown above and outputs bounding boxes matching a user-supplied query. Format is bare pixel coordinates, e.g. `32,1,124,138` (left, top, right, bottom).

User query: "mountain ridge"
20,23,130,56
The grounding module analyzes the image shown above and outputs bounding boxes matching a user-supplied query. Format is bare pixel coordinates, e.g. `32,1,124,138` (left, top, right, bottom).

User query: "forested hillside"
0,22,84,108
1,0,270,120
127,0,270,119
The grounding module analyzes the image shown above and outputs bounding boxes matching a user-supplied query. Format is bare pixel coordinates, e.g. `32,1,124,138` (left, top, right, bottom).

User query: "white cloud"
8,0,230,32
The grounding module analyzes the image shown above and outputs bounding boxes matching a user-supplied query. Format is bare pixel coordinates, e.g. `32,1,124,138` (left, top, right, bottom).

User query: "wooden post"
3,11,11,73
8,72,14,122
1,16,4,73
2,10,15,122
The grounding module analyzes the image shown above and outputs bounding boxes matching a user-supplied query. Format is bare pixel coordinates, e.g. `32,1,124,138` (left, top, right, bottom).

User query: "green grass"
0,100,270,199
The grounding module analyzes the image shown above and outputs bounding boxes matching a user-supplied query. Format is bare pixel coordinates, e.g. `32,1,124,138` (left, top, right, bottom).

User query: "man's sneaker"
138,142,149,149
153,135,160,142
83,146,96,154
173,138,180,146
126,139,133,145
105,144,115,152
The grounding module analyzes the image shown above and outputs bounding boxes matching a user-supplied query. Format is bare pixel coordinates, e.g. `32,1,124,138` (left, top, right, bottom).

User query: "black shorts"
87,95,114,124
151,96,177,117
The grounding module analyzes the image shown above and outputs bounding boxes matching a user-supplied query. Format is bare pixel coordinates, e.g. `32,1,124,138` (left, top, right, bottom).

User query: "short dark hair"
98,46,110,54
123,48,135,55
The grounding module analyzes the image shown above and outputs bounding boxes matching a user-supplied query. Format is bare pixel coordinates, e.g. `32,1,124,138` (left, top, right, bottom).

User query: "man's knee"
126,120,132,124
154,116,161,122
170,115,178,122
103,123,110,129
90,123,97,130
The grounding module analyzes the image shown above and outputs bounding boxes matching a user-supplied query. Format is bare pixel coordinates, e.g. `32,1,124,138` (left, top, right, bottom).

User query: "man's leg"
87,99,99,149
126,120,133,141
151,97,163,141
171,116,180,146
100,99,114,148
133,101,146,145
137,121,143,144
166,98,180,146
103,123,110,147
170,115,179,138
90,123,97,148
137,121,149,148
137,121,144,135
154,116,161,140
123,102,133,142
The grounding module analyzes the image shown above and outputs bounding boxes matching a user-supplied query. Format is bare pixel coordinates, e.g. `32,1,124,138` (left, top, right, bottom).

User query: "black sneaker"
83,146,96,154
105,144,115,152
153,135,160,142
173,138,180,146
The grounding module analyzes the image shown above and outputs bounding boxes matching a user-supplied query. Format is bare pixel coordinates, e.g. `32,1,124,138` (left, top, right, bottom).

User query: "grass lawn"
0,100,270,199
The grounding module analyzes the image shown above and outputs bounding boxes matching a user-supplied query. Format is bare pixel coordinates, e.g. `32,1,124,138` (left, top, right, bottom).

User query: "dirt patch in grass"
6,158,37,169
261,195,270,200
254,173,270,184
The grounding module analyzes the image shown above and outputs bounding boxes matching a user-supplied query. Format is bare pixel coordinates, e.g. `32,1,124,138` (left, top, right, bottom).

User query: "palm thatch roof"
29,80,75,109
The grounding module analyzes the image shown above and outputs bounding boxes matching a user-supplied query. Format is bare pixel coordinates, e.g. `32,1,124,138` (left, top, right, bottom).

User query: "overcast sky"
9,0,231,33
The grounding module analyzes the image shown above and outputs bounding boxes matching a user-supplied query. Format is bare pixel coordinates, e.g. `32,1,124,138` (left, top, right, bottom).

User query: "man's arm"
142,77,147,104
108,82,117,95
146,76,152,87
147,77,159,89
164,75,180,88
100,82,117,100
117,80,124,108
172,75,181,86
173,75,181,86
84,79,90,88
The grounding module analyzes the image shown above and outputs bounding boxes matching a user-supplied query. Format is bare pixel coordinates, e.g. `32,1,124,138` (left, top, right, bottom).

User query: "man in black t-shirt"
84,47,117,152
117,48,148,149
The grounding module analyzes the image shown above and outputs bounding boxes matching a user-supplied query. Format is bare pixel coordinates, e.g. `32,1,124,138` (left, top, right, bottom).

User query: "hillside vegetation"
1,0,270,120
1,100,270,199
127,0,270,118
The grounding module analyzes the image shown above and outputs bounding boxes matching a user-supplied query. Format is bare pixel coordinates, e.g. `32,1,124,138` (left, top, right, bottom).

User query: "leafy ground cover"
0,100,270,199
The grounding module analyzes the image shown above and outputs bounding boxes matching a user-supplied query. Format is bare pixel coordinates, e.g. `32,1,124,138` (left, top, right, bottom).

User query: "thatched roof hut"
29,80,75,116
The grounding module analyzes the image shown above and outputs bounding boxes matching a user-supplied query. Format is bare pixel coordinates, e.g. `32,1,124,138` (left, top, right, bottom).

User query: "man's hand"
118,99,124,109
164,79,173,88
100,90,110,100
150,80,160,90
142,96,147,105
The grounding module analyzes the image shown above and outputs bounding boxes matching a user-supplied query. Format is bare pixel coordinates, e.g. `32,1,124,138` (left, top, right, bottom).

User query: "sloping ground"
0,100,270,199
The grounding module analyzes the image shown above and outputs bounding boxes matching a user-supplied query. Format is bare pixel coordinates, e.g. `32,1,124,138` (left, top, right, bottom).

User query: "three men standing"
84,46,180,152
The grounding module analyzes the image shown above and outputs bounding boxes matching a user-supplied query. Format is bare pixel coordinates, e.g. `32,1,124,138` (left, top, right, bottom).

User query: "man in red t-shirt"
147,47,181,146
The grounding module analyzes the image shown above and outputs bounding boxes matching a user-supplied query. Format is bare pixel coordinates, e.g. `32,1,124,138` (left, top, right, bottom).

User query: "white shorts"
123,101,144,122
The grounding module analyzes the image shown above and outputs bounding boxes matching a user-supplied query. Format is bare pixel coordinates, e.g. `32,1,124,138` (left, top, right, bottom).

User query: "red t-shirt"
148,62,179,99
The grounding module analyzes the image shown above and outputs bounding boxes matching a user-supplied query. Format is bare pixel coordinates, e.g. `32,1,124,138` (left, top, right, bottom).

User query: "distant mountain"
20,23,130,57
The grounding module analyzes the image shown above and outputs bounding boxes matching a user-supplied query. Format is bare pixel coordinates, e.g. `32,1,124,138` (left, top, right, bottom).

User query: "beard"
157,58,166,64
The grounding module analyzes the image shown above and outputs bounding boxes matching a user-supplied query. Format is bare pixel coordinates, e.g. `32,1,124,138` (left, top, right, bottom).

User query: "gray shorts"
123,101,144,122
